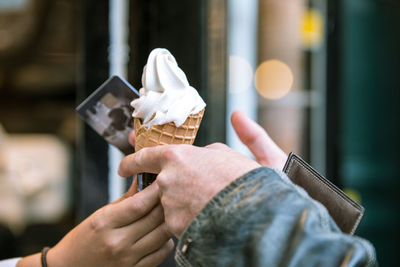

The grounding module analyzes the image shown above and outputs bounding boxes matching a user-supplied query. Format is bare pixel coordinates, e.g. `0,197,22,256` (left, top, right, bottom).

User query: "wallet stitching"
286,156,364,234
350,210,364,235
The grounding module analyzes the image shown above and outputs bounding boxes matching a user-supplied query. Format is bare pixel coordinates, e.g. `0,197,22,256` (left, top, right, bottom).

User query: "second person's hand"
45,183,173,267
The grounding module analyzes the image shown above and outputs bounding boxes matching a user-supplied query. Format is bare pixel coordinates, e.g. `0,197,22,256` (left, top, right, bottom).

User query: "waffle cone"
134,109,205,152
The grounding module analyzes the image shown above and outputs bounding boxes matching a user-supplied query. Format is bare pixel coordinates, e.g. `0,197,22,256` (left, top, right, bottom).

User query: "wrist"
46,245,67,267
16,253,41,267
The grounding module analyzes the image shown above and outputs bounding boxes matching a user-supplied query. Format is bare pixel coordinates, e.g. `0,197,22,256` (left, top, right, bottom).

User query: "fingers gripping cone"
134,109,205,188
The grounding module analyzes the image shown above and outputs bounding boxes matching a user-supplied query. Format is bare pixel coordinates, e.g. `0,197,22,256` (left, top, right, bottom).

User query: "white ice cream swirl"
131,48,206,128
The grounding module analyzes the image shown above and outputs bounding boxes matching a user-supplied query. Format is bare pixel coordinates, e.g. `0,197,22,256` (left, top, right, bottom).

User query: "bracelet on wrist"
41,247,50,267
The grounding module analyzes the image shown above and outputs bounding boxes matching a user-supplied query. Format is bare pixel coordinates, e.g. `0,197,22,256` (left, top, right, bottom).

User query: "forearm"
16,253,41,267
175,167,377,267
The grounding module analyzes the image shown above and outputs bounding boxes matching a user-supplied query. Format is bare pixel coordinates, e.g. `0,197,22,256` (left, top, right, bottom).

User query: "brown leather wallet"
283,152,364,235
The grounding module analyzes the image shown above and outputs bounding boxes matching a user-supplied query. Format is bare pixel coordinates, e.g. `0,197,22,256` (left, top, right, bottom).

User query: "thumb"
111,176,138,204
231,110,287,169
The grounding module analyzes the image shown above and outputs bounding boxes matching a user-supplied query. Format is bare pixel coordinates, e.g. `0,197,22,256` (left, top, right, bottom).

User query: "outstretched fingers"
134,239,174,267
104,182,161,228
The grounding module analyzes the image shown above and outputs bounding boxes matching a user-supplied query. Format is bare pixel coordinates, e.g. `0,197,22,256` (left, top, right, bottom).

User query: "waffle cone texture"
134,109,204,152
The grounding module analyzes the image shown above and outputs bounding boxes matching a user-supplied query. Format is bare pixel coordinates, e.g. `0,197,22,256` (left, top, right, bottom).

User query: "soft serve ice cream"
131,48,206,128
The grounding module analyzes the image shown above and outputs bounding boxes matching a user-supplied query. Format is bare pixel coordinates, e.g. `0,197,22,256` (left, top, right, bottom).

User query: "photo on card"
76,76,139,155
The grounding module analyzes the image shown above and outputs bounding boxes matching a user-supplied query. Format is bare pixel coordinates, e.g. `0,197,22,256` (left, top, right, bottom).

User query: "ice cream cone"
132,48,206,189
134,109,205,152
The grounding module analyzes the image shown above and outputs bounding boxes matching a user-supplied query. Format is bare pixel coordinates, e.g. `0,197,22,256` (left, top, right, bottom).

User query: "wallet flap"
283,152,364,235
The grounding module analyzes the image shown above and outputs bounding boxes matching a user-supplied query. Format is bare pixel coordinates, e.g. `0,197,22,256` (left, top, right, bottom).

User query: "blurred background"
0,0,399,266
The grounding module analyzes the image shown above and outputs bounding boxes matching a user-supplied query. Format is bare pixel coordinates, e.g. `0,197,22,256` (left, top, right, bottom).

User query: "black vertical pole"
326,0,341,186
77,0,110,221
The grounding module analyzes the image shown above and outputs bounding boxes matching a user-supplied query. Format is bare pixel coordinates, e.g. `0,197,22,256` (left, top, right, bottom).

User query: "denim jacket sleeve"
175,167,377,267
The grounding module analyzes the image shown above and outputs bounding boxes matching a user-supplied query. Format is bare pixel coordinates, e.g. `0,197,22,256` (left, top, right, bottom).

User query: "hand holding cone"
134,109,205,188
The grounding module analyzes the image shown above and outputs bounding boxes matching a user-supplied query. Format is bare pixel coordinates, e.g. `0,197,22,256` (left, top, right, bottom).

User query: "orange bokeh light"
254,59,293,99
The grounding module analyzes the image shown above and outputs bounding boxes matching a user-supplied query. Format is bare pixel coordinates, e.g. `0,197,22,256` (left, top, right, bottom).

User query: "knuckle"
161,145,182,162
206,142,228,150
149,205,164,224
103,235,124,257
156,171,168,187
89,208,108,232
247,130,266,147
118,157,129,177
129,197,147,216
